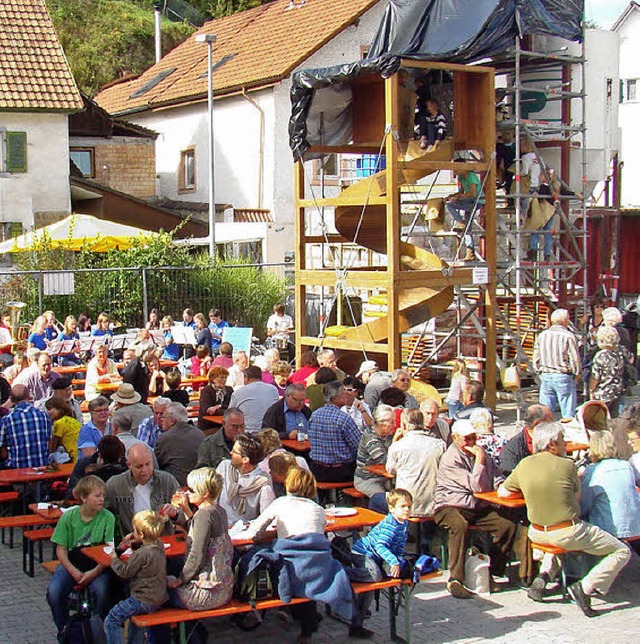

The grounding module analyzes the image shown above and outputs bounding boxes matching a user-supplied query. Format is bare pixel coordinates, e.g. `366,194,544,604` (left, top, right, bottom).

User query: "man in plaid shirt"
0,384,51,468
308,381,361,482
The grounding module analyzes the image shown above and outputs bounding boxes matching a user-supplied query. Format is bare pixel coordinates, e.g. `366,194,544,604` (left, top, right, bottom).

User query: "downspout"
241,88,264,209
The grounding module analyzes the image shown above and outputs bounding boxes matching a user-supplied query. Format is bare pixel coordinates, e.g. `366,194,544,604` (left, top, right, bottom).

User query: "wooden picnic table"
28,501,79,521
364,464,395,479
202,415,224,425
0,462,74,486
95,380,123,393
474,490,526,509
53,365,87,375
180,376,209,387
281,439,311,453
566,442,589,453
83,507,385,566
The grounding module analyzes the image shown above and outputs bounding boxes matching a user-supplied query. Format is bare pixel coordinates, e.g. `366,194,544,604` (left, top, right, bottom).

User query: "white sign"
44,272,75,295
472,266,489,285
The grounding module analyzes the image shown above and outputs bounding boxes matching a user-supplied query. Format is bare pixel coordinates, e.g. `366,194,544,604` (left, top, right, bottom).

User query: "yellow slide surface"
333,139,455,344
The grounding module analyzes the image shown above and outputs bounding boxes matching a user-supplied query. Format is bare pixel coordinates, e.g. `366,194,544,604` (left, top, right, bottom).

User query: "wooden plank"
294,159,306,364
296,269,387,288
401,59,494,74
398,268,475,287
298,196,387,208
299,335,387,354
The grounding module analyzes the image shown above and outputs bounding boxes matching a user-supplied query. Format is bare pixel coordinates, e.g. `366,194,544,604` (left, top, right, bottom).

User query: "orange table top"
364,464,395,479
202,415,224,425
281,439,311,453
180,376,209,387
29,500,79,521
82,507,385,565
53,365,87,375
95,380,123,392
474,490,526,509
0,462,74,485
566,442,588,453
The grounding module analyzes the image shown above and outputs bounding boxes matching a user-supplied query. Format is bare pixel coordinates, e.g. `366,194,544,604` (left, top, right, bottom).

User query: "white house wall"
0,113,71,230
617,8,640,206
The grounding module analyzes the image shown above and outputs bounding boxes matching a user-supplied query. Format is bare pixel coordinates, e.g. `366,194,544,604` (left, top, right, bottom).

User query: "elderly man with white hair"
136,397,171,449
499,421,631,617
154,402,204,485
306,349,346,385
532,308,581,419
602,306,632,352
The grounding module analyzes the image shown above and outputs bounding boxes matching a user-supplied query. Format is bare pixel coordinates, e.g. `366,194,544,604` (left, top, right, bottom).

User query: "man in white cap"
356,360,391,409
111,382,152,437
433,419,517,599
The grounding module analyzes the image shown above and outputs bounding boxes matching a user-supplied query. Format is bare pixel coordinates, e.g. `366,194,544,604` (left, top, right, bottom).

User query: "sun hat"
111,383,141,405
451,419,477,437
355,360,378,378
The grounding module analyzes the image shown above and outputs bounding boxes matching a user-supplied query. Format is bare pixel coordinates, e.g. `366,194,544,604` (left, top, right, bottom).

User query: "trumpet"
6,301,27,350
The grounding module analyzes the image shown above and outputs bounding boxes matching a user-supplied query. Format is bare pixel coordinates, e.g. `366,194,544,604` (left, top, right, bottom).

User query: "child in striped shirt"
343,489,413,638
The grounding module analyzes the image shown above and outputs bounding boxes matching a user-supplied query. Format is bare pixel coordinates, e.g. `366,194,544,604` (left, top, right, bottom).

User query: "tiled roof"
0,0,83,111
96,0,380,115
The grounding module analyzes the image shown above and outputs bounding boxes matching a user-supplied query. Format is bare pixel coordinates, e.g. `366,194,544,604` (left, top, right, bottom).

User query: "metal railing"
0,263,290,334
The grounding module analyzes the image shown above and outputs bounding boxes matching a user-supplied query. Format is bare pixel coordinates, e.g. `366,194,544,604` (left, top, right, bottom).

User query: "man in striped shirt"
533,309,581,419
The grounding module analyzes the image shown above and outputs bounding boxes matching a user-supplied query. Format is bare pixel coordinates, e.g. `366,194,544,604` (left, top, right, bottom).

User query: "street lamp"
195,33,217,259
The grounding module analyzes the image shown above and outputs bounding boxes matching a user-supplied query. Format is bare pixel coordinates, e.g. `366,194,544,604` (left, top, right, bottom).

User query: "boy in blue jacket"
344,488,412,637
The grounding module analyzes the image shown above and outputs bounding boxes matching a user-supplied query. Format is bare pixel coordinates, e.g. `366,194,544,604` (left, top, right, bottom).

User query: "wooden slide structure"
331,139,456,345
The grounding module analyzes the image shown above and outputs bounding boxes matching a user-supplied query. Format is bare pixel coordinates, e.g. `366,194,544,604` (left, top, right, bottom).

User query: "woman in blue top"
28,315,48,350
58,315,80,365
92,312,113,338
581,431,640,539
194,313,213,354
161,315,180,361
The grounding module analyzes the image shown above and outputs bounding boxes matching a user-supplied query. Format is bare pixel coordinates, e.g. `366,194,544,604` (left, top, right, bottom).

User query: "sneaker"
452,221,466,232
527,576,547,602
349,625,375,639
568,581,597,617
447,579,472,599
463,249,476,262
419,136,428,149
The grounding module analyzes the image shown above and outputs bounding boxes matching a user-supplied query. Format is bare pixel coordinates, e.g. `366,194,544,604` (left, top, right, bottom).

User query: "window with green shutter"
5,131,27,173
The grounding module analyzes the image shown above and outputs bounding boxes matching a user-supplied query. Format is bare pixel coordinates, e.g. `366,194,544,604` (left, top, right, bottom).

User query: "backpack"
59,613,106,644
232,561,276,631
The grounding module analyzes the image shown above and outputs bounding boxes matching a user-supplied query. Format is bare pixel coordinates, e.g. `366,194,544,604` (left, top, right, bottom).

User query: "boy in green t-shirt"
47,475,115,637
445,166,484,262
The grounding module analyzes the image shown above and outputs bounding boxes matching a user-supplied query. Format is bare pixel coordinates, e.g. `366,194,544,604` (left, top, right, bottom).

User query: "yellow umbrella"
0,214,157,253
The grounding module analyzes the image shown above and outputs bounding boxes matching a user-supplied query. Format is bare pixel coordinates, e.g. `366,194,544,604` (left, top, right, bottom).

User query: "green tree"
46,0,194,95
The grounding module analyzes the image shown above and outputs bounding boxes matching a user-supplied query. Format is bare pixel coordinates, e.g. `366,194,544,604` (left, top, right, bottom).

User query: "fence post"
38,272,43,312
142,267,149,324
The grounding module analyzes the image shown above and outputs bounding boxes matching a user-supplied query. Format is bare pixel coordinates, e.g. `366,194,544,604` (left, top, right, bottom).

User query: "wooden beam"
296,269,387,288
397,268,475,287
294,159,306,363
400,59,494,75
299,336,387,354
385,74,402,370
298,196,387,208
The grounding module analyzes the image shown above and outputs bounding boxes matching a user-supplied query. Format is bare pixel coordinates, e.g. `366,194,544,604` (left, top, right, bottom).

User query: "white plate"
325,507,358,518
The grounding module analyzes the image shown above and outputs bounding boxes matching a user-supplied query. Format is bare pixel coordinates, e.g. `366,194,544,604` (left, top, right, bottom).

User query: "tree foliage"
10,229,288,335
46,0,194,95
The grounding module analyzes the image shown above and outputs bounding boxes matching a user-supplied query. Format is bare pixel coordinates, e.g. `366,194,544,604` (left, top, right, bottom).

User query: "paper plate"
325,507,358,517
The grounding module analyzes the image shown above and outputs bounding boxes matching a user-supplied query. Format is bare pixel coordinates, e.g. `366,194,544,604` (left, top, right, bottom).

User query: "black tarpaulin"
289,0,584,160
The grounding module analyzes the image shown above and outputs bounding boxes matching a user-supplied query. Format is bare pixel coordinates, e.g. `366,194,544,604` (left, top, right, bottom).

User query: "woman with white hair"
581,431,640,539
602,307,632,352
589,326,634,418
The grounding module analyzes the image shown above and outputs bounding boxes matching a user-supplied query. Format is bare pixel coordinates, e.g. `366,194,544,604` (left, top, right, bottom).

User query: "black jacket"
498,430,531,476
261,398,312,439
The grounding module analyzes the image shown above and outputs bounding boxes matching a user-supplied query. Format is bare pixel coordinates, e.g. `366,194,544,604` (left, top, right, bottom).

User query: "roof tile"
0,0,83,111
96,0,379,115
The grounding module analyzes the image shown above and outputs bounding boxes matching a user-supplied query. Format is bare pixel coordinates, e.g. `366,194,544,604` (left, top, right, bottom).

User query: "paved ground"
2,388,640,643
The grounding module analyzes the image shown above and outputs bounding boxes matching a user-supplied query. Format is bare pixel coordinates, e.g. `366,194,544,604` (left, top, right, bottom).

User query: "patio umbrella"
0,214,157,253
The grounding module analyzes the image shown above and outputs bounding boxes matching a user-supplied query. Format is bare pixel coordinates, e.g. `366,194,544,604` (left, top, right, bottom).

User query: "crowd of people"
0,300,639,641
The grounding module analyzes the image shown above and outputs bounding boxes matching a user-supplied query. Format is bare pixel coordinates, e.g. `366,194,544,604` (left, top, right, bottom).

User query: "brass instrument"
6,301,27,351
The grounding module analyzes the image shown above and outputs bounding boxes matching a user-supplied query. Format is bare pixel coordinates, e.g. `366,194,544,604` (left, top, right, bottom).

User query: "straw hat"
111,383,141,405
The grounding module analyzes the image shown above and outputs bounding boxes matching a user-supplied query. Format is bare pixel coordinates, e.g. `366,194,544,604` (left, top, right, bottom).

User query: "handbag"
500,365,520,392
463,547,490,595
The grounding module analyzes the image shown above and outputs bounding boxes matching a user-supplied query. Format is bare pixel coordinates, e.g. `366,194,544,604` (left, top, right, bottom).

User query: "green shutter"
5,131,27,173
620,79,624,103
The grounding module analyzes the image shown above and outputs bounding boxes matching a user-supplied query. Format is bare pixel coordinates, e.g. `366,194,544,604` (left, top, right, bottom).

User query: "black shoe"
527,576,547,602
349,625,375,639
568,581,597,617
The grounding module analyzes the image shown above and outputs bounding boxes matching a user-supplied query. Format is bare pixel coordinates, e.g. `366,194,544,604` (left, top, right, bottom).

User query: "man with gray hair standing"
136,397,171,449
533,308,581,418
112,408,158,469
154,402,203,485
307,381,361,482
499,421,631,616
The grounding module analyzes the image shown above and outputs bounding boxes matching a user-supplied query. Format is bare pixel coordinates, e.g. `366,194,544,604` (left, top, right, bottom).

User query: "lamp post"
195,33,217,259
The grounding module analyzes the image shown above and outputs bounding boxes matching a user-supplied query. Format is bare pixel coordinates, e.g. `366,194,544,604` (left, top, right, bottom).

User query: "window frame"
1,130,28,174
178,147,196,193
69,147,95,178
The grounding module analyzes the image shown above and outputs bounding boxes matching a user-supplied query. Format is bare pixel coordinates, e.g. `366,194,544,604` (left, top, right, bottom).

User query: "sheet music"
170,325,197,347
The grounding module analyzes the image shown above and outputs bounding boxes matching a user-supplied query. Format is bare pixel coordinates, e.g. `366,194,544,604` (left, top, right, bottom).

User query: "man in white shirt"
217,434,275,524
266,303,294,347
340,376,373,430
229,365,279,434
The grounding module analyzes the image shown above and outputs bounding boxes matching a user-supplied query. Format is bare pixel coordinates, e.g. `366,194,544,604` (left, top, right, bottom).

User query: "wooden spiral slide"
332,139,456,345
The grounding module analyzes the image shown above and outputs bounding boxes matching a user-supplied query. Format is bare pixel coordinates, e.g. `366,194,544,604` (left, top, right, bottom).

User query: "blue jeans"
446,399,463,419
530,213,555,258
344,553,383,627
104,595,160,644
369,492,389,515
46,564,111,634
539,372,577,419
446,199,475,250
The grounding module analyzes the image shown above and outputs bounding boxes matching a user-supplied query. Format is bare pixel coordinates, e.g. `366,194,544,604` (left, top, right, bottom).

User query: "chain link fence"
0,263,291,337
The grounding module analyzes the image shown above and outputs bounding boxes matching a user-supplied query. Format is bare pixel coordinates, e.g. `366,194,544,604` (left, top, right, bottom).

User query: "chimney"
154,1,163,63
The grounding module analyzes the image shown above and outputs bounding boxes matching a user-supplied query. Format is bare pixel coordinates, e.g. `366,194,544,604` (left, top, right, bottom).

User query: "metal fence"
0,263,291,335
